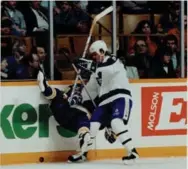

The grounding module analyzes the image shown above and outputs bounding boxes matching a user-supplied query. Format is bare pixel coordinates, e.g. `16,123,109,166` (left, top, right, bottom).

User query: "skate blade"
123,159,137,165
67,159,86,163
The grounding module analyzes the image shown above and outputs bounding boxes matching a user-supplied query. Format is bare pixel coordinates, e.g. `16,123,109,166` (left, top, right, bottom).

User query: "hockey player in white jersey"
79,40,139,164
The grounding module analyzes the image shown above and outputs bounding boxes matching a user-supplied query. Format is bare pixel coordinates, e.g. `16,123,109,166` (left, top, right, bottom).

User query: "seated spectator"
149,49,177,78
6,39,27,79
20,1,48,36
164,35,180,70
1,57,9,79
54,1,90,34
16,52,40,79
1,1,26,36
126,38,153,78
36,46,46,63
132,20,155,35
30,46,50,78
128,20,157,57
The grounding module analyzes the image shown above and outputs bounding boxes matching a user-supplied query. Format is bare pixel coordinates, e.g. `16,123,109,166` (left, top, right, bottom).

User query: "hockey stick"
62,50,97,107
82,6,113,59
69,6,113,104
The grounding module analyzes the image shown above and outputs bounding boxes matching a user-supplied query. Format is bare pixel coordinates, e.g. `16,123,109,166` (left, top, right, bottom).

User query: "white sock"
111,118,134,153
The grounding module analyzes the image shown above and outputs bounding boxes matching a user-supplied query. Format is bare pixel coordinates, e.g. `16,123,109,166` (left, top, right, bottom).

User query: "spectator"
32,45,62,79
1,1,26,36
54,1,90,34
36,46,46,63
6,39,27,79
16,52,40,79
128,20,157,57
150,49,177,78
1,57,9,79
126,38,153,78
132,20,154,35
31,46,50,78
20,1,48,35
164,34,180,70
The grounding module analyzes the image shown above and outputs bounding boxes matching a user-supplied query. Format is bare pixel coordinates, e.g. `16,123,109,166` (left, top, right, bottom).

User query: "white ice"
1,157,187,169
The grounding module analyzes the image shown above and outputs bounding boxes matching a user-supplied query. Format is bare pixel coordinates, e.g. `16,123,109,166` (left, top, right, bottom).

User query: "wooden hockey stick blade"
93,6,113,23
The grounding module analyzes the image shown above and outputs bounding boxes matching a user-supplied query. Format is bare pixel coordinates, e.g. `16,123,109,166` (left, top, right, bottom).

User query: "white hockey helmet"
89,40,108,55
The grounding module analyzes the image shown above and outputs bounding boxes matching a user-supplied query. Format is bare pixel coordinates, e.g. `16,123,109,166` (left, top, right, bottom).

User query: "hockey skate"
68,152,87,163
68,132,90,163
122,148,139,165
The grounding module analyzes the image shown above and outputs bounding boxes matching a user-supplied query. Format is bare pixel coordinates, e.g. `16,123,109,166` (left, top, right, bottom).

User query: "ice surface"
1,157,187,169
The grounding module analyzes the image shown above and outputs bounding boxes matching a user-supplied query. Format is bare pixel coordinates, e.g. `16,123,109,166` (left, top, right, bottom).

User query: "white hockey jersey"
82,56,132,106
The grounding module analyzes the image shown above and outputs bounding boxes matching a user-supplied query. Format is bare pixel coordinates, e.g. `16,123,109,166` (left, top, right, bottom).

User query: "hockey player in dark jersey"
37,70,92,163
37,69,118,163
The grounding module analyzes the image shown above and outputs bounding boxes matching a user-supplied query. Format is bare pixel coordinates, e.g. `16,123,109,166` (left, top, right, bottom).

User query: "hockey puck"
39,157,44,162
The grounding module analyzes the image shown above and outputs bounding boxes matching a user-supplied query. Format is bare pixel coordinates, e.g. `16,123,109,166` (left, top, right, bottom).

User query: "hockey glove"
104,128,116,144
68,93,82,106
75,58,97,73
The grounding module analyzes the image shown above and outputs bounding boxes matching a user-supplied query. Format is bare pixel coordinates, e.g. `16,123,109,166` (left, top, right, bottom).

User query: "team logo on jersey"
141,86,187,136
114,108,119,115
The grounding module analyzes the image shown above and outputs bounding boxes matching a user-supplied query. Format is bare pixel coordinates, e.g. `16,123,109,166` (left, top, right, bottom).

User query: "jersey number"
96,72,102,86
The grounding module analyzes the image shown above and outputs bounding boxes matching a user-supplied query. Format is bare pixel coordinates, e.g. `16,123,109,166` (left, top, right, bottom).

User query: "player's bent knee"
111,118,128,134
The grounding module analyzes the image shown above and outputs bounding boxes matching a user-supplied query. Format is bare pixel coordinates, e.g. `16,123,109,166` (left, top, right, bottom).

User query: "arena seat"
56,36,71,53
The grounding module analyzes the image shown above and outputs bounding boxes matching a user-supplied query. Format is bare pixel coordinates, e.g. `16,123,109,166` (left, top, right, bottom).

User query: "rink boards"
0,79,187,165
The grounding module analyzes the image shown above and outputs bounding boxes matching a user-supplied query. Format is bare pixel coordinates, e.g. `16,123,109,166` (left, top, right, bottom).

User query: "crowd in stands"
1,0,187,81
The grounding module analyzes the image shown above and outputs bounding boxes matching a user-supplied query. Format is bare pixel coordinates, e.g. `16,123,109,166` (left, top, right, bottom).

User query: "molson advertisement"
141,86,187,136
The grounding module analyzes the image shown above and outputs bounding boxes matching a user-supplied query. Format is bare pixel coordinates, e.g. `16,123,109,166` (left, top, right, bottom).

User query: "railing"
1,32,185,82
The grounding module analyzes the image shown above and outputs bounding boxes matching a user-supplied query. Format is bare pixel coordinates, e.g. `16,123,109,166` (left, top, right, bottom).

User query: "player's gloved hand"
74,58,97,73
104,128,116,144
68,94,82,106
